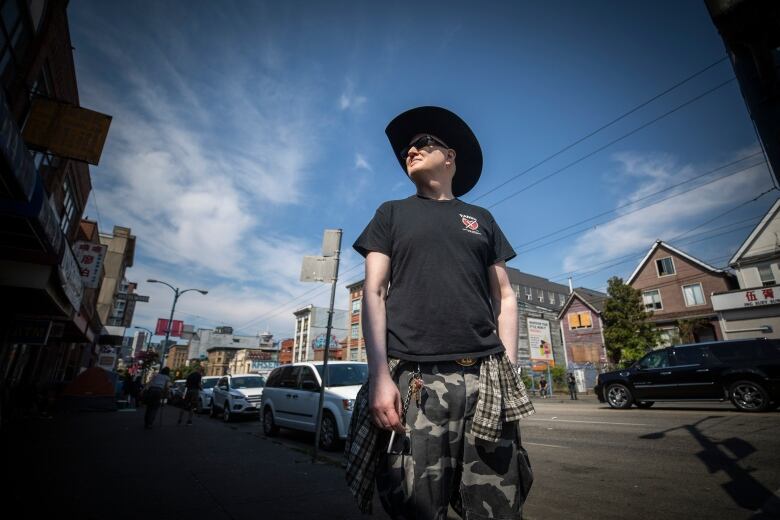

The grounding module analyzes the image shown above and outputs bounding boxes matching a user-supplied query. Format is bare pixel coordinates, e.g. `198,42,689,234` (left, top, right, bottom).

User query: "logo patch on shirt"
460,214,481,235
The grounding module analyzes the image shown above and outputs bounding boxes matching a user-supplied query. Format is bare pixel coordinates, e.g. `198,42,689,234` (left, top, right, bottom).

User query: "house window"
548,293,556,304
351,299,361,314
0,0,33,86
525,287,532,300
682,283,705,306
538,290,544,302
559,294,566,305
60,174,77,234
642,289,663,311
656,257,675,277
759,264,776,287
350,324,359,339
568,311,593,330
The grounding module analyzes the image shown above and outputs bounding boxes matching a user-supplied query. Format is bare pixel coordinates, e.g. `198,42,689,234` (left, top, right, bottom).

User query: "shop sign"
712,286,780,311
9,319,52,345
59,246,84,310
73,241,107,288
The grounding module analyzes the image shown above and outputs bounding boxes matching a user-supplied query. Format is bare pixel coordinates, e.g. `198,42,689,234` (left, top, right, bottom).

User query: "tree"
676,318,710,344
602,276,660,366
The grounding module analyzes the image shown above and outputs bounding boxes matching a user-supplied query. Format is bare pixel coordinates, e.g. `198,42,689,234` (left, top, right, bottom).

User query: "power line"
515,152,763,251
486,78,737,209
515,157,766,255
468,56,730,203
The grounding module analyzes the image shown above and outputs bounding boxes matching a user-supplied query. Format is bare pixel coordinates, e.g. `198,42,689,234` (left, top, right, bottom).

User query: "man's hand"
369,375,405,433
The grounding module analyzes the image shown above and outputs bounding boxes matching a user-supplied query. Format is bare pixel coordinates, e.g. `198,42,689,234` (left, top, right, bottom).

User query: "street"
7,397,778,520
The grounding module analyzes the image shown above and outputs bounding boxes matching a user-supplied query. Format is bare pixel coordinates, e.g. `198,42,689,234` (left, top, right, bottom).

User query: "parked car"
210,374,266,422
197,376,220,413
169,379,187,406
595,338,780,412
261,361,368,451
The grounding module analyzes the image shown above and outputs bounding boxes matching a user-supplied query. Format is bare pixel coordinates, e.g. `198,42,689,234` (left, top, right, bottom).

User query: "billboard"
22,98,112,165
155,319,184,337
527,317,555,368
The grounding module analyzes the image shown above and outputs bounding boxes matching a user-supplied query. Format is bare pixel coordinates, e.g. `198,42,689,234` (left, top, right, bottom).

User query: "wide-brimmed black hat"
385,106,482,197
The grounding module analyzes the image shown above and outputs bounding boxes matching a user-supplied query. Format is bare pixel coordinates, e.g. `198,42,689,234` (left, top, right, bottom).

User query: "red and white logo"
460,214,481,234
462,217,478,230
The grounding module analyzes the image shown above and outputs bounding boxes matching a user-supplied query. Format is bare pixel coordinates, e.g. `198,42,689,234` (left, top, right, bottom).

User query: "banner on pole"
155,318,184,337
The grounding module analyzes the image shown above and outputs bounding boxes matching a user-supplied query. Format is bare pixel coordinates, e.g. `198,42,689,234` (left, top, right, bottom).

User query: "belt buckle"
455,357,477,367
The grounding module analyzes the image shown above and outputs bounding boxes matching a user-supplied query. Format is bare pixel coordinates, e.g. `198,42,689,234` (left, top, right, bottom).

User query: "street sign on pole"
300,228,342,463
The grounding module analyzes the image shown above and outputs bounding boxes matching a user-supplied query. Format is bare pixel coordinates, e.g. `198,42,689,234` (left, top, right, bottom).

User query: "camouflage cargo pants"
376,361,533,520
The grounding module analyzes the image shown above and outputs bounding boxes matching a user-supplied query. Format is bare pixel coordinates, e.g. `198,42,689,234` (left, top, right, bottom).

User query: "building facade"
165,344,189,371
712,198,780,339
558,288,608,368
0,0,113,422
279,338,293,364
628,240,738,345
292,305,347,363
346,280,366,362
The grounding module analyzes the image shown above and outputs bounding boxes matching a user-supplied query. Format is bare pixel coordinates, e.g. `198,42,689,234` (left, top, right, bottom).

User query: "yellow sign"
22,98,112,165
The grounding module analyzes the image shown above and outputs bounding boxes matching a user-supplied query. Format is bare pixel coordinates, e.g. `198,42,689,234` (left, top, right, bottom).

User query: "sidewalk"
3,406,390,519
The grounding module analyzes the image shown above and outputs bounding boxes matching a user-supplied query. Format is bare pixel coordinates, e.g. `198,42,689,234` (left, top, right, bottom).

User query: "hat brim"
385,106,482,197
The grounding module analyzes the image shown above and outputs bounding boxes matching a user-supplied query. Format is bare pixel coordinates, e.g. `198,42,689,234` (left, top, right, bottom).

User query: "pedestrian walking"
129,375,142,409
346,106,534,519
143,367,171,429
178,366,203,426
567,373,578,400
539,376,548,398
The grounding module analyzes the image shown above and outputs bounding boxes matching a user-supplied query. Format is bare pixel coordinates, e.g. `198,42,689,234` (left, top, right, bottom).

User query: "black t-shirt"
353,195,516,362
185,371,202,390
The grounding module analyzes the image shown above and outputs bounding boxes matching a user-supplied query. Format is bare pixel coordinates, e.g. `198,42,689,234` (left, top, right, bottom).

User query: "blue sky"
69,1,778,341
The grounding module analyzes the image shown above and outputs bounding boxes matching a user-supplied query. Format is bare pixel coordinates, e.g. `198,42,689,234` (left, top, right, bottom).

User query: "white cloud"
338,79,367,111
561,150,772,274
355,153,372,171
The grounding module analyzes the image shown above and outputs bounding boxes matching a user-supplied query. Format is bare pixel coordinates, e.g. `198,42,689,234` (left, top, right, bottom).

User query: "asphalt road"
238,396,780,519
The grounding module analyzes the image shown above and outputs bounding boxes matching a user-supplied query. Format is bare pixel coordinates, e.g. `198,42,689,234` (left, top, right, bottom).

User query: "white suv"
197,376,221,413
210,374,266,422
260,362,368,451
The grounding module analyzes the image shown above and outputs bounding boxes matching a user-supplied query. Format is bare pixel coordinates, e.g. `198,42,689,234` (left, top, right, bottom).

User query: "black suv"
595,338,780,412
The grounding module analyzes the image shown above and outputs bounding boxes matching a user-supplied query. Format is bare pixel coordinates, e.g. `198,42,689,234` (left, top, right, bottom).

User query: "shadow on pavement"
639,415,778,516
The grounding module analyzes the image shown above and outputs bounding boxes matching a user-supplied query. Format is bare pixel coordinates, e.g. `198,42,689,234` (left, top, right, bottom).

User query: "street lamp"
147,279,208,371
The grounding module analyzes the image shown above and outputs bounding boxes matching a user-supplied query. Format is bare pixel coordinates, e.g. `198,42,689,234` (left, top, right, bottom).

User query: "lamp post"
147,279,207,371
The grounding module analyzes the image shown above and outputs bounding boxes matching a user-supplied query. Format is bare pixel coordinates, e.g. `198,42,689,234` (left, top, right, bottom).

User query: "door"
275,366,306,428
214,377,229,409
670,345,721,398
296,366,322,431
630,349,676,400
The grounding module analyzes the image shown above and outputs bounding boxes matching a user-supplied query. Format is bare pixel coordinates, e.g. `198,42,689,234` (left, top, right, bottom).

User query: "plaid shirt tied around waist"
344,352,535,514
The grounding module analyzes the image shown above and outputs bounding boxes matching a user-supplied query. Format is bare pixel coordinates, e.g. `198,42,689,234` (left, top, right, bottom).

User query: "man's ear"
446,149,456,164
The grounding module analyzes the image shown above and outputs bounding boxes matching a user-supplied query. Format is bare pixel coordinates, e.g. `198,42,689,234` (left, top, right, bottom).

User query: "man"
539,376,548,399
143,367,171,429
567,372,578,400
178,365,203,425
346,106,534,519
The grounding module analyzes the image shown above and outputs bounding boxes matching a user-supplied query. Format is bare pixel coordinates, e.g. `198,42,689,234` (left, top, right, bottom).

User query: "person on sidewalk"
346,106,534,519
567,372,578,400
178,366,203,426
539,376,548,399
143,367,171,429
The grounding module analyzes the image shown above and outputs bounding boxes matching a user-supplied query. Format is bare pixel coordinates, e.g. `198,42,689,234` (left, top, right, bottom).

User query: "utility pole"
300,229,342,462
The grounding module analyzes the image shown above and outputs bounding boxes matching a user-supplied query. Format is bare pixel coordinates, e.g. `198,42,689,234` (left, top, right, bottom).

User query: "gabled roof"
557,287,608,319
729,197,780,266
626,240,726,285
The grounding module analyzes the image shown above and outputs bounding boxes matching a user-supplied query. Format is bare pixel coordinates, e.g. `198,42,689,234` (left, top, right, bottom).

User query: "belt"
455,357,478,367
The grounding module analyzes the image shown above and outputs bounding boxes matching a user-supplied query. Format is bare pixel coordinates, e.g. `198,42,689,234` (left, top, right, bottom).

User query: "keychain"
387,366,423,455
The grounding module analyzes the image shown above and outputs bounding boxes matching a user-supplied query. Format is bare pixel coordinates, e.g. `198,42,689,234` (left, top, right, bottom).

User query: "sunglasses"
400,134,450,160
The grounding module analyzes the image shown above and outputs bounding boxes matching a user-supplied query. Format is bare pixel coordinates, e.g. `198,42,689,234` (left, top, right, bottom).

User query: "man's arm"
362,251,404,433
488,261,518,365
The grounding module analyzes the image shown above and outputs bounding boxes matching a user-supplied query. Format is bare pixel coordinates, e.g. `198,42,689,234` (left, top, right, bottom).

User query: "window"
672,346,708,366
638,349,670,369
60,174,77,234
656,257,675,277
568,311,593,329
351,298,361,314
559,294,566,306
350,324,359,339
525,287,532,300
0,0,33,85
759,264,775,287
548,293,556,304
642,289,663,311
538,290,544,302
682,283,705,306
300,367,319,390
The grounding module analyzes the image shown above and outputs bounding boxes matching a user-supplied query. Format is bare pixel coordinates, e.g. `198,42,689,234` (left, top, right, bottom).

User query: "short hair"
161,367,171,375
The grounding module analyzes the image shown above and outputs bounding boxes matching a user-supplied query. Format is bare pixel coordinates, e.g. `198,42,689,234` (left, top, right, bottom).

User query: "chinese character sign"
72,241,107,288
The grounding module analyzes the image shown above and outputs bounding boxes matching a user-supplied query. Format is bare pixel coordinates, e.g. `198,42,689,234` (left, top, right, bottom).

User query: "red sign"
155,319,184,337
